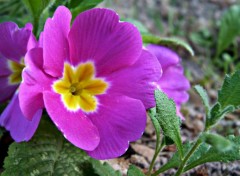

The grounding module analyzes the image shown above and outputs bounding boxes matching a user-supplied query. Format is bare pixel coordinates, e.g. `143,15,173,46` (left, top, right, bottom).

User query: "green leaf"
201,133,233,152
0,0,26,20
194,85,210,114
218,70,240,108
154,90,183,158
91,159,121,176
127,165,145,176
217,5,240,56
207,103,235,128
1,117,115,175
184,136,240,172
71,0,104,20
68,0,85,9
22,0,56,35
142,35,194,56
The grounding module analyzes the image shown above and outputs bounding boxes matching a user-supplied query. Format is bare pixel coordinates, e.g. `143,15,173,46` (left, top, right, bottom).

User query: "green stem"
147,142,165,176
174,138,202,176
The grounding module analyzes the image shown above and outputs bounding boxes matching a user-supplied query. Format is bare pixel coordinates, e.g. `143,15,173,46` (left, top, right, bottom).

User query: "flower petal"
158,65,190,90
19,48,52,120
0,94,41,142
0,22,32,62
87,94,146,159
19,82,44,121
68,8,142,75
43,6,72,77
106,49,162,109
147,44,180,70
0,55,11,76
43,91,100,151
0,76,17,103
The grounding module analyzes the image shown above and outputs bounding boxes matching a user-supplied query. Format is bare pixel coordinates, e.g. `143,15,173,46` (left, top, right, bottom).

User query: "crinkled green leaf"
127,165,145,176
71,0,103,20
218,70,240,108
1,117,114,176
194,85,210,114
184,136,240,172
155,90,183,158
217,5,240,56
90,159,121,176
22,0,56,34
142,35,194,56
201,133,233,152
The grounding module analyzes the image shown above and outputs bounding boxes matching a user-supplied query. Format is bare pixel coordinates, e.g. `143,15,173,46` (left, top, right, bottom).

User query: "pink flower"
147,44,190,119
19,6,161,159
0,22,41,141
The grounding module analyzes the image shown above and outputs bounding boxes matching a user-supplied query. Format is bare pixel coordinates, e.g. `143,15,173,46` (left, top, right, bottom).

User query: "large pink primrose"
19,6,161,159
0,22,41,141
147,44,190,119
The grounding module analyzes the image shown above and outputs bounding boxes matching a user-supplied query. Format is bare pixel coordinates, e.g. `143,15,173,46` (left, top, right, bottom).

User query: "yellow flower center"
53,62,109,112
8,58,25,85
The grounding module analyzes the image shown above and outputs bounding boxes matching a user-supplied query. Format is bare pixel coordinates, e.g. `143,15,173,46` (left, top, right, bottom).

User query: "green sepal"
201,133,233,152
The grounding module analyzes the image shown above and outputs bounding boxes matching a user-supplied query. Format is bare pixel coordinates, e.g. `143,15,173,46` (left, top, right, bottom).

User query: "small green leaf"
218,70,240,108
155,90,183,158
217,5,240,56
22,0,56,35
142,35,194,56
2,117,113,175
201,133,233,152
194,85,210,114
71,0,103,20
184,136,240,172
127,165,145,176
91,159,121,176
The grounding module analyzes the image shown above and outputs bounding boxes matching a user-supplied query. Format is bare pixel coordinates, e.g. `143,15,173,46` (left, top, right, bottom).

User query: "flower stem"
147,142,165,176
174,138,202,176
